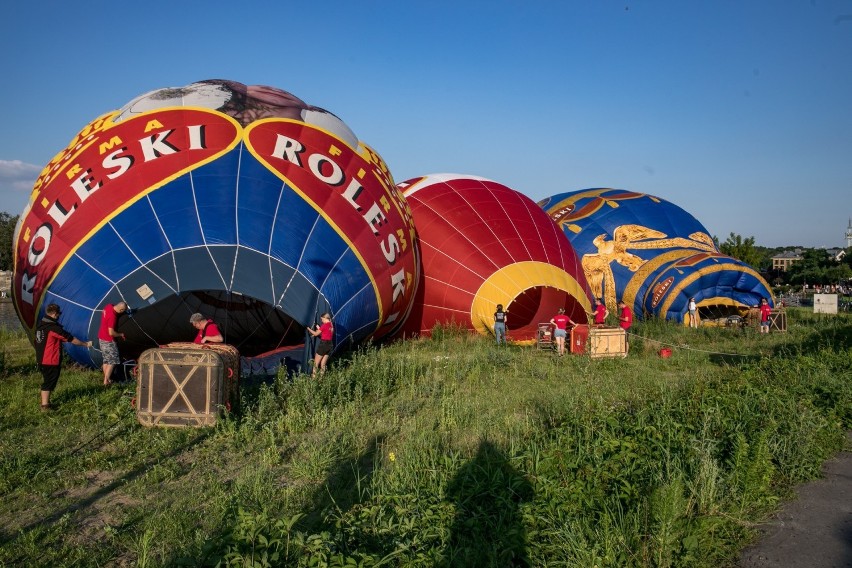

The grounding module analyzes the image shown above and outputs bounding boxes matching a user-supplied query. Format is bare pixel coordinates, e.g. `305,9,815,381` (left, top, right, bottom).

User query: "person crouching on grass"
307,312,334,377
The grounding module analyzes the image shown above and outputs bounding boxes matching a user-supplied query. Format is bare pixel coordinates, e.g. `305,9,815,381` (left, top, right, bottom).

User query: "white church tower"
847,218,852,248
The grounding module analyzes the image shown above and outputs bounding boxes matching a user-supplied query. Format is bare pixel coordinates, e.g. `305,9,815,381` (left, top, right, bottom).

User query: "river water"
0,301,24,331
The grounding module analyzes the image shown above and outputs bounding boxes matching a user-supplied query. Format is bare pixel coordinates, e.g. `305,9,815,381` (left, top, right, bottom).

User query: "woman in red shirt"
307,312,334,377
549,308,573,356
759,298,772,334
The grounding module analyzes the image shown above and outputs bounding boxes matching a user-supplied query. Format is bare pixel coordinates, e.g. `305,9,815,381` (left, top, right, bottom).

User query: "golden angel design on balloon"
582,225,717,313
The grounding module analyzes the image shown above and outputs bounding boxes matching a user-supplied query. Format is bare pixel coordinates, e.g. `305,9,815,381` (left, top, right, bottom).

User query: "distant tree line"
778,248,852,288
0,212,18,272
716,233,763,268
715,232,852,287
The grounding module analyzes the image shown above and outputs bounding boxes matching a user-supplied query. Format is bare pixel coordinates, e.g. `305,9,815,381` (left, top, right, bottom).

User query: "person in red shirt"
34,303,92,410
98,301,128,386
759,298,772,334
549,308,573,356
593,298,609,325
189,313,224,344
307,312,334,376
618,299,633,355
618,300,632,331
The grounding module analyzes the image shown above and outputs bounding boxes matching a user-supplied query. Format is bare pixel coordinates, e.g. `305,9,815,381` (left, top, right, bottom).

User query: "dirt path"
739,435,852,568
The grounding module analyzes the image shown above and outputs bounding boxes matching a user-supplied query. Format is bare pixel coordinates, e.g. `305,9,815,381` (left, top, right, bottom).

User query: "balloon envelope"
398,174,591,341
539,189,774,322
13,80,419,367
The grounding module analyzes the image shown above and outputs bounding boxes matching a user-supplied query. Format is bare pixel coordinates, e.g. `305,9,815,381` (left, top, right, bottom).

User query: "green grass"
1,309,850,567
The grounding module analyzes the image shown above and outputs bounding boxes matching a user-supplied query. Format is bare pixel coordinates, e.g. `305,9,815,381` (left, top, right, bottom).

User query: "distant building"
771,250,803,272
826,248,846,262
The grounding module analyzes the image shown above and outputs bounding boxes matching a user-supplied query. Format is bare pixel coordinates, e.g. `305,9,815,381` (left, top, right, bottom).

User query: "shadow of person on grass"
443,440,533,567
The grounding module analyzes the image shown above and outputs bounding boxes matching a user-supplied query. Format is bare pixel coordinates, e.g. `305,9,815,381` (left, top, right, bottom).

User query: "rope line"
623,329,753,357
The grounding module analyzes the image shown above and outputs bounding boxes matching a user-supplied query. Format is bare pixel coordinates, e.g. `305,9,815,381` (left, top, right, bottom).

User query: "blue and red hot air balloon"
13,80,420,368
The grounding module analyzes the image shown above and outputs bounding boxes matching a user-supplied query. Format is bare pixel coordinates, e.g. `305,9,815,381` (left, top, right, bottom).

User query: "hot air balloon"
13,80,420,370
538,189,774,323
397,174,591,342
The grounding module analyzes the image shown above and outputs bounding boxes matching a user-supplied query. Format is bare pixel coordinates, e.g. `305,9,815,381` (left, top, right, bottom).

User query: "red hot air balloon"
397,174,591,342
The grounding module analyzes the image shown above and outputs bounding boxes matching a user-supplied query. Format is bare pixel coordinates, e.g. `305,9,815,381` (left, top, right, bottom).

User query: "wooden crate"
746,308,787,332
571,325,627,358
137,346,233,427
589,326,627,358
766,309,787,332
166,342,240,411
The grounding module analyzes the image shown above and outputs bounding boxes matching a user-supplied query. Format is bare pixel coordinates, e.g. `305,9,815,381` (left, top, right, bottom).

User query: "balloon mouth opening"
685,298,765,326
697,305,745,319
505,286,589,338
116,290,305,361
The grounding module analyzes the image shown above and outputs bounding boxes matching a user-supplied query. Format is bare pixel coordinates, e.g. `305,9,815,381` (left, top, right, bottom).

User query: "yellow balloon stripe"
469,261,591,334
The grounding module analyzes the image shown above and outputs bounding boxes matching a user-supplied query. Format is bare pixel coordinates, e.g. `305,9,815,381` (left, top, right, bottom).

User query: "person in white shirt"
688,297,698,328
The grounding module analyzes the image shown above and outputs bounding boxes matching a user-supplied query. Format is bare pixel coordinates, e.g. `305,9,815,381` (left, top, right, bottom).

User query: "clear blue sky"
2,1,850,248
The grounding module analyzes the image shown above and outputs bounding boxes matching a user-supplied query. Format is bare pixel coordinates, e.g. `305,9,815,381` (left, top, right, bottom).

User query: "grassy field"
0,309,850,567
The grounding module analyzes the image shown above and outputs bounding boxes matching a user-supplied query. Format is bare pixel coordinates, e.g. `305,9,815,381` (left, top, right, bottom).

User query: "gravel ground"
739,434,852,568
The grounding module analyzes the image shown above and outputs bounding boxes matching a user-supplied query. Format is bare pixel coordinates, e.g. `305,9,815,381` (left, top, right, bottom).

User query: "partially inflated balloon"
13,80,419,366
539,189,773,322
398,174,591,341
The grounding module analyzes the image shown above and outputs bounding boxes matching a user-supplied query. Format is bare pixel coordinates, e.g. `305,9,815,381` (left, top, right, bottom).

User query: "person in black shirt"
34,303,92,411
494,304,508,345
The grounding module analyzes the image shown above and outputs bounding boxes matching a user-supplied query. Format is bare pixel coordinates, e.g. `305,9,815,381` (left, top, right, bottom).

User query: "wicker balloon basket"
136,343,240,427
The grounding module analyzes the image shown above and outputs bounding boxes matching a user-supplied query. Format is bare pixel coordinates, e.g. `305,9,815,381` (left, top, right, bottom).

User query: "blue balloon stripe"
111,198,173,264
192,161,239,245
75,223,143,283
148,176,205,249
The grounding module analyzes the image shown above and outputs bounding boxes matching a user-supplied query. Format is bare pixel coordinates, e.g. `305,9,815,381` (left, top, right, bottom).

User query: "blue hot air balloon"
539,189,774,324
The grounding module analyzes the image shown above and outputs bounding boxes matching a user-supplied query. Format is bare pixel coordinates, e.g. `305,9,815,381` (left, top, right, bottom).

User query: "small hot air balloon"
397,174,591,342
